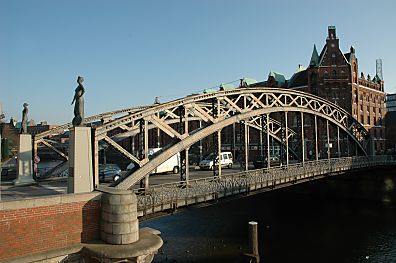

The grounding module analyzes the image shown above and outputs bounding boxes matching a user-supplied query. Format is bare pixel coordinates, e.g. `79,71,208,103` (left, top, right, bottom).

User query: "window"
367,116,370,125
331,53,336,65
332,70,337,77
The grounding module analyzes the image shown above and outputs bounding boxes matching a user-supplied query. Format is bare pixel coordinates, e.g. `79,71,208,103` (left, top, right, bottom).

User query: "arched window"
332,70,337,77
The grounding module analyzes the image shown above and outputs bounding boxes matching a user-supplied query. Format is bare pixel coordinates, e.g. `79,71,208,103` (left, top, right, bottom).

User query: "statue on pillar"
71,76,85,127
21,103,28,134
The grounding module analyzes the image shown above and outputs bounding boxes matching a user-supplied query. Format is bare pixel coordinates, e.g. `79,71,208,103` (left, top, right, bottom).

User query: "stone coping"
83,229,163,259
97,185,135,195
0,244,83,263
0,228,162,263
0,191,102,211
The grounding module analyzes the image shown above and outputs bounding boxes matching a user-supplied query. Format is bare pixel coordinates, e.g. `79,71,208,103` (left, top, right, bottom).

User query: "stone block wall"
0,192,101,261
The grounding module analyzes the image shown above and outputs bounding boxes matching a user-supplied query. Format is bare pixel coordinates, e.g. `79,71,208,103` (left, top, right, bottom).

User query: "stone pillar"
68,126,94,193
101,188,139,245
14,134,35,186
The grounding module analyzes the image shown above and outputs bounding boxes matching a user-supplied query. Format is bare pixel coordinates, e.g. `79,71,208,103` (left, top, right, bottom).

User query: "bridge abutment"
81,187,163,263
100,188,139,244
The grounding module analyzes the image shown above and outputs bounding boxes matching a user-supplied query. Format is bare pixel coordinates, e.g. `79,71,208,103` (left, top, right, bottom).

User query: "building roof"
242,78,257,85
344,52,351,62
219,83,235,90
373,74,382,82
318,44,327,65
268,71,286,86
309,45,320,67
288,69,308,88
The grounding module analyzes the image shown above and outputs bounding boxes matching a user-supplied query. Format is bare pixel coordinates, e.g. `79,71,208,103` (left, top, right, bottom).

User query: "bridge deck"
135,156,396,217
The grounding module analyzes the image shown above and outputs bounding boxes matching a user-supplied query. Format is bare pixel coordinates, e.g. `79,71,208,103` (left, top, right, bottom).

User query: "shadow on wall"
81,195,102,243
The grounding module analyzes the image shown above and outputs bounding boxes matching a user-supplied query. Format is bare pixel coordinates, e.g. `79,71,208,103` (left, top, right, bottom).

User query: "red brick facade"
0,193,101,260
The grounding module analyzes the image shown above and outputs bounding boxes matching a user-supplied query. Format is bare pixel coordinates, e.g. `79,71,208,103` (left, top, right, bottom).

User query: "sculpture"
21,103,28,134
71,76,85,127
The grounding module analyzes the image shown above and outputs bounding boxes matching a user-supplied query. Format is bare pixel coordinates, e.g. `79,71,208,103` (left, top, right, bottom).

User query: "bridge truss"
34,87,370,188
90,87,370,189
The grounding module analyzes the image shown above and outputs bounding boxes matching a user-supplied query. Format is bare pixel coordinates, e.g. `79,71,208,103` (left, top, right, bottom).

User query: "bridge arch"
115,105,368,189
33,87,369,185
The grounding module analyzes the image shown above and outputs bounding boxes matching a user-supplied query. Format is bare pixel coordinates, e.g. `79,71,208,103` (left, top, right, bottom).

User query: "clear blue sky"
1,0,396,124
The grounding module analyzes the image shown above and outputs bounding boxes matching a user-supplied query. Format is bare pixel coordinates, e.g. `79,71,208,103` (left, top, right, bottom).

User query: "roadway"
138,164,249,188
0,164,257,200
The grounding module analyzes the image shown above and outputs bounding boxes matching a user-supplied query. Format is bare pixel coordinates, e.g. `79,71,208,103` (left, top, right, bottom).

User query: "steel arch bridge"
34,87,371,189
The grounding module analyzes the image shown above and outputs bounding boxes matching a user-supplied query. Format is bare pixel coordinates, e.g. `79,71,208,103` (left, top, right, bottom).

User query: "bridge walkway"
134,156,396,217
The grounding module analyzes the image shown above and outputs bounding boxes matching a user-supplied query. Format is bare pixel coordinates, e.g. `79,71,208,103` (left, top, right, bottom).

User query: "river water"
141,168,396,263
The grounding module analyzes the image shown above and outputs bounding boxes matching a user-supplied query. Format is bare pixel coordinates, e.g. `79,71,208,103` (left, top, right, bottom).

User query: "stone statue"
71,76,85,127
21,103,28,134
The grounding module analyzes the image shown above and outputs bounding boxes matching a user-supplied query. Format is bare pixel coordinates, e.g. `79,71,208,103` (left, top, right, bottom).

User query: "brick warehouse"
253,25,387,155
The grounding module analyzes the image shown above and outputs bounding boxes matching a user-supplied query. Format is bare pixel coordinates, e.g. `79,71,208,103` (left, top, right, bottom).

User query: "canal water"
141,168,396,263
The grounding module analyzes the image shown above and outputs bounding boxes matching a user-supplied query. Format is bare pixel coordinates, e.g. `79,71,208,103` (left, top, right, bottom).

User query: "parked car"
148,148,181,174
124,148,181,178
253,155,280,169
99,164,122,182
1,167,17,181
188,153,201,166
199,152,233,170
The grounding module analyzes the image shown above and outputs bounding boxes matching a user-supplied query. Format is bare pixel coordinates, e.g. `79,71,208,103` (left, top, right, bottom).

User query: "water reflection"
141,169,396,263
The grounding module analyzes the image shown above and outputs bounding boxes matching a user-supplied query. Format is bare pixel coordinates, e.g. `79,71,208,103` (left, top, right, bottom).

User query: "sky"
1,0,396,124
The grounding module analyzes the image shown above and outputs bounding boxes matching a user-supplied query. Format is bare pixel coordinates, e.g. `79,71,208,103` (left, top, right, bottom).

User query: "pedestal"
100,187,139,244
84,186,163,263
14,134,35,186
68,127,94,193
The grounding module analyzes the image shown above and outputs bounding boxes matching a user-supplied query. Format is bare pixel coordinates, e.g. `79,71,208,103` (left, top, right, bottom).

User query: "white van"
199,152,233,170
126,148,181,175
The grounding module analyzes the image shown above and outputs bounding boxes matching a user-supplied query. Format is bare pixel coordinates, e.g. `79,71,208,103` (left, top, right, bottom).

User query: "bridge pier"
13,134,35,186
67,127,94,193
84,187,163,262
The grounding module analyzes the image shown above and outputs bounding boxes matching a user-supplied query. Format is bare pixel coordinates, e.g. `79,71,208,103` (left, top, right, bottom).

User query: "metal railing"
134,156,396,216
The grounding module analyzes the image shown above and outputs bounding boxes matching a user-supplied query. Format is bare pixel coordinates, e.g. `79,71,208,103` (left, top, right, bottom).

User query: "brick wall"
0,192,101,260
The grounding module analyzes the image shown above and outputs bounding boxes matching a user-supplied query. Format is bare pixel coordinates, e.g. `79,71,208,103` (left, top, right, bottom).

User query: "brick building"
385,93,396,153
257,26,386,154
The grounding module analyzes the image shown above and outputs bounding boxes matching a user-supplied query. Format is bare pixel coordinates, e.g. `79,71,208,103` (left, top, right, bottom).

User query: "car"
253,155,280,169
188,153,201,166
199,152,233,170
124,148,181,177
99,164,122,182
1,167,17,181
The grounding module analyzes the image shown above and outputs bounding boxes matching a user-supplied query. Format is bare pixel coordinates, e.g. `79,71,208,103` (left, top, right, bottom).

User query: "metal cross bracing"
33,87,371,186
134,156,396,217
32,105,154,179
89,87,371,190
33,105,153,162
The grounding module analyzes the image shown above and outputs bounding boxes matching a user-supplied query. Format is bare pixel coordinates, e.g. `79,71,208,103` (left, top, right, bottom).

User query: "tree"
1,138,11,161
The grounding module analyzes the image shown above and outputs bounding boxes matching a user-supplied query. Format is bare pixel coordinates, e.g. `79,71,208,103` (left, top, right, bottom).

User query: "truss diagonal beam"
40,140,69,160
147,115,185,139
103,136,143,166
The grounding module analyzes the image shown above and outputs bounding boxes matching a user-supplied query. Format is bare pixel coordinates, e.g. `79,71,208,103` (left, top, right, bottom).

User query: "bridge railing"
134,156,396,216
